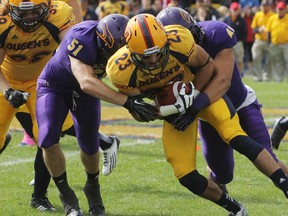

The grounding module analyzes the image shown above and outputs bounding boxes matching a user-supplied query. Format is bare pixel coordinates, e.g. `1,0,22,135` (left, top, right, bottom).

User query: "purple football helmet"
96,14,129,60
156,7,206,47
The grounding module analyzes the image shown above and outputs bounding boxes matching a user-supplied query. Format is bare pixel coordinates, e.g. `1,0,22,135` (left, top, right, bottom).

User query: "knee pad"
230,135,264,161
179,170,208,195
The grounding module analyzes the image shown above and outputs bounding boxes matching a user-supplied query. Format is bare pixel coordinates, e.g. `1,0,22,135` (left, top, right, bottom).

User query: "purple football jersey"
197,21,248,109
39,20,106,88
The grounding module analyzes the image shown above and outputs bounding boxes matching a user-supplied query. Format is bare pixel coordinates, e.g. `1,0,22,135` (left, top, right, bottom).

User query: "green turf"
1,76,288,216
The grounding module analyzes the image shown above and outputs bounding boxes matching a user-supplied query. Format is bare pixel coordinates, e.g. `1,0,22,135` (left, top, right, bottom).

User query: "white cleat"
101,136,120,176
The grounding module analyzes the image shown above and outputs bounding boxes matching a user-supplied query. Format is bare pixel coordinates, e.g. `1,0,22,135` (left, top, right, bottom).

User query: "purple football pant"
199,100,277,184
36,83,101,154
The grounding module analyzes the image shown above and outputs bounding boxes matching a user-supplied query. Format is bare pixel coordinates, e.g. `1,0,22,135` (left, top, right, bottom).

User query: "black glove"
170,106,199,131
4,88,30,108
123,95,160,122
170,92,211,131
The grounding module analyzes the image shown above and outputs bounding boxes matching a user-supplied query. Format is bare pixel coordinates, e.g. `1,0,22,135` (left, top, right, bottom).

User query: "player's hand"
160,82,198,116
170,92,210,131
4,88,30,108
170,106,199,131
123,95,160,122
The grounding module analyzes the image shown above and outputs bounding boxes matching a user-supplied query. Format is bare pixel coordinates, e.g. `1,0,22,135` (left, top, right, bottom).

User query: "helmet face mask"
96,14,129,60
9,0,50,33
125,14,169,75
131,43,169,75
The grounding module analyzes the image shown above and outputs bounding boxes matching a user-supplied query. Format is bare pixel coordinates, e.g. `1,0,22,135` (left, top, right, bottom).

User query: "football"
155,81,192,106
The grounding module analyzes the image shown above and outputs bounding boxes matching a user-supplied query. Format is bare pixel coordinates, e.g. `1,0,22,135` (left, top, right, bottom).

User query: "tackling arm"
202,48,234,104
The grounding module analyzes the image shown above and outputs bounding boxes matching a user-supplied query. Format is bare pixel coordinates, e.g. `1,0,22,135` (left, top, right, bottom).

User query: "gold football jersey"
106,25,196,94
0,0,75,82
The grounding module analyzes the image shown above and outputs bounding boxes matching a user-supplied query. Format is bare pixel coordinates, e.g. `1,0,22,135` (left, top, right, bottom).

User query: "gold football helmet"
9,0,50,32
125,14,169,74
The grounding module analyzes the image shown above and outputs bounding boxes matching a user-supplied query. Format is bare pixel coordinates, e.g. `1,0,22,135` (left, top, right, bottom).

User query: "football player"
157,6,288,192
35,13,159,216
106,14,288,215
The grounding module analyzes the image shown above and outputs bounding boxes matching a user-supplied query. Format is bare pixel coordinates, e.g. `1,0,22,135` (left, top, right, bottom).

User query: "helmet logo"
179,9,193,24
97,23,114,49
124,27,132,44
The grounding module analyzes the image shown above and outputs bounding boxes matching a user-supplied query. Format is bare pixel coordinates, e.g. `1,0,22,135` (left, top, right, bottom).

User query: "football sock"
33,147,51,197
53,172,74,195
214,192,241,214
270,168,288,198
99,132,113,150
84,171,103,207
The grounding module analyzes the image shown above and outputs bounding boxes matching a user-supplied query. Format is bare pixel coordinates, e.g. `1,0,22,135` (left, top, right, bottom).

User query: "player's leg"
61,115,120,176
200,97,288,198
238,102,288,174
0,94,17,154
15,111,35,146
162,121,246,215
71,91,105,215
36,86,82,215
199,119,234,192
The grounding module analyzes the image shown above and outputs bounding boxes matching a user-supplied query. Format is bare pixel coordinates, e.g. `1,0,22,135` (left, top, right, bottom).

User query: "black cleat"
84,180,105,216
271,117,287,150
0,132,12,155
59,193,83,216
89,205,106,216
30,196,56,212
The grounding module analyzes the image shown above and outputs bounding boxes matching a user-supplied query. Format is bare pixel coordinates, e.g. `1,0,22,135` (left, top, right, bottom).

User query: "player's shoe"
29,178,35,186
84,179,105,216
19,130,36,146
0,132,12,154
271,117,287,150
59,193,83,216
30,196,56,212
101,136,120,176
228,203,248,216
89,205,106,216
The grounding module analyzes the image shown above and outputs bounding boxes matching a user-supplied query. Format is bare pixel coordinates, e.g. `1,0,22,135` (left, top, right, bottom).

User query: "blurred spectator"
128,0,141,17
81,0,98,20
194,6,211,21
242,5,255,76
217,5,229,21
266,1,288,82
167,0,180,7
223,2,247,75
251,0,274,81
138,0,157,16
96,0,129,20
204,0,220,20
152,0,163,14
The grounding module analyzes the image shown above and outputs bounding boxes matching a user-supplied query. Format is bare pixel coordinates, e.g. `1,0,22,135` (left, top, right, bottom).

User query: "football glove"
123,95,160,122
4,88,30,108
170,93,211,131
160,82,198,116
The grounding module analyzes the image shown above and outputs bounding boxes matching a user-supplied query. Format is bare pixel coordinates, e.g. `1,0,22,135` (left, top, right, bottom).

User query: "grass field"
1,77,288,216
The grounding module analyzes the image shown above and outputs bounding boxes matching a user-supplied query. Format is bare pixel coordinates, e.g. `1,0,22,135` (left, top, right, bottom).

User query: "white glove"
159,81,199,116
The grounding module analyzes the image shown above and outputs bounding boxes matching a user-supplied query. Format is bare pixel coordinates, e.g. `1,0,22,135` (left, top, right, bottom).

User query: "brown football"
155,81,191,106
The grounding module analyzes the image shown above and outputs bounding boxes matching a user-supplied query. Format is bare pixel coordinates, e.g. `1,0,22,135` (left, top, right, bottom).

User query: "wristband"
191,92,210,112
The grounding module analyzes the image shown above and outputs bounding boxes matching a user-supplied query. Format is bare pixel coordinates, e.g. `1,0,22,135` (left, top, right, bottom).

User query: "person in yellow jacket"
251,0,275,81
266,1,288,82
